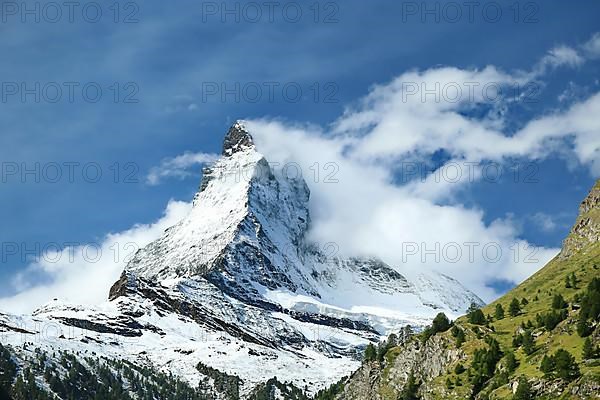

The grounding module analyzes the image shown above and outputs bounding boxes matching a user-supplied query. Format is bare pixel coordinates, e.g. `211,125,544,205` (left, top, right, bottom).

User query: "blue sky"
1,0,600,302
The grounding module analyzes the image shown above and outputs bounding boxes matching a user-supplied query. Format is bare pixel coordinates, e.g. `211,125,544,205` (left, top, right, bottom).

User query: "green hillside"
329,181,600,400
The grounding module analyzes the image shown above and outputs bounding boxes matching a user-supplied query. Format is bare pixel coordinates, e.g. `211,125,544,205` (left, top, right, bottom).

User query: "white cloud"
146,152,219,185
527,32,600,78
242,42,600,300
583,32,600,59
246,119,561,302
536,45,584,74
326,65,600,175
0,200,191,314
530,212,558,232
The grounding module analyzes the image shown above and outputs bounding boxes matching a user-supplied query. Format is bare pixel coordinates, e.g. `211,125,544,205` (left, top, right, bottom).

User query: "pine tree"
509,298,521,317
454,328,466,347
512,332,523,348
454,363,465,375
432,313,451,333
565,274,572,288
553,349,580,381
467,302,480,313
363,343,377,362
469,337,503,395
387,333,398,348
377,342,386,363
451,325,459,336
421,313,452,343
577,318,592,337
468,308,486,325
505,351,518,374
582,338,595,359
522,330,535,355
525,319,534,329
540,355,554,375
580,278,600,325
495,304,505,320
445,377,454,389
552,294,567,309
513,377,532,400
399,373,420,400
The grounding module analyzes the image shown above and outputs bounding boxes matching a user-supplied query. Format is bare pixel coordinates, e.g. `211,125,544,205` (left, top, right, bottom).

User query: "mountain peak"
0,122,490,399
222,120,254,156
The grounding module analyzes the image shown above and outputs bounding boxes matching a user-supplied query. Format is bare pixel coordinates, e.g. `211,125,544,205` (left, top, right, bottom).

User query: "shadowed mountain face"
0,122,483,397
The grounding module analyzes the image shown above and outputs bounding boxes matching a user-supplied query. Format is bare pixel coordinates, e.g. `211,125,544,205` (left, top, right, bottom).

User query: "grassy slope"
376,244,600,400
437,250,599,396
483,243,600,366
479,243,600,399
375,183,600,400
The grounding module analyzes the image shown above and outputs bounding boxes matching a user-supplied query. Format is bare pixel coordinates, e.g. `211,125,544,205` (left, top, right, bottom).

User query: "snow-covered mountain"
0,122,483,398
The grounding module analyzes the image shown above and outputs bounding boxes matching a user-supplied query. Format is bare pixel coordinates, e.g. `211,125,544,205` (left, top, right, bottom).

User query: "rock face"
335,334,466,400
512,373,600,400
561,180,600,258
0,122,484,398
384,335,463,386
336,362,384,400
